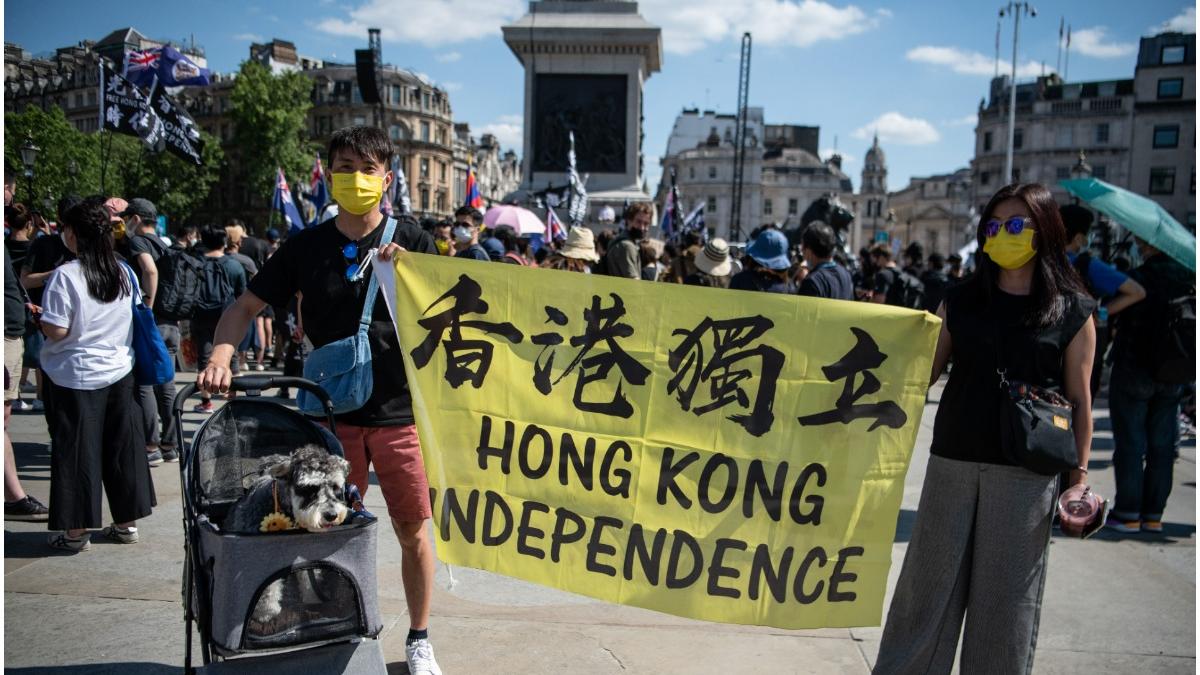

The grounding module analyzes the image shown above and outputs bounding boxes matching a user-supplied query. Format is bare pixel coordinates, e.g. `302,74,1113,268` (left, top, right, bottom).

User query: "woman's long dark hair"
969,183,1087,326
63,196,131,303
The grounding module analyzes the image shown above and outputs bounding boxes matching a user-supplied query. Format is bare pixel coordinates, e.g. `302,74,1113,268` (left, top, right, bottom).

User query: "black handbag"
994,330,1079,475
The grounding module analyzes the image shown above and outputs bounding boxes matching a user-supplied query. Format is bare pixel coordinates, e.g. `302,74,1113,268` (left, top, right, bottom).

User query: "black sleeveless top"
931,282,1095,465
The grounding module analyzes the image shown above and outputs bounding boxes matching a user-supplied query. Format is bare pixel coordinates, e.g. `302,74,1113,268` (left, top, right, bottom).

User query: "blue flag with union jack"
274,168,307,235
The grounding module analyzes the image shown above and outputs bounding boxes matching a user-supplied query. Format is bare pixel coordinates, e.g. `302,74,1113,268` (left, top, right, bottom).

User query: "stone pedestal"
502,1,662,220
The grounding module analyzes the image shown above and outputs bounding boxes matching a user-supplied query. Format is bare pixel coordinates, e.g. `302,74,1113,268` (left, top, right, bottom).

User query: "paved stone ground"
4,372,1195,673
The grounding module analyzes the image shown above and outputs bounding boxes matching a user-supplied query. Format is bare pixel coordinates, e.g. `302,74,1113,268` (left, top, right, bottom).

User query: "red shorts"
332,423,432,523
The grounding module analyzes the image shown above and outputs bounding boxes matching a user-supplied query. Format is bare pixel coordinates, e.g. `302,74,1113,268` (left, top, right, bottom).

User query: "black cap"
120,197,157,221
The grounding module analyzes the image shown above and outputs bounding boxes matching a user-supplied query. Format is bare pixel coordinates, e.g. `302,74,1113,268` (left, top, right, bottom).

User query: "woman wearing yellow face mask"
875,183,1096,675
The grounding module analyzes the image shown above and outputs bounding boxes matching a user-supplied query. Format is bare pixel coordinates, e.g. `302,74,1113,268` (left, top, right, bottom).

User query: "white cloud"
819,148,854,164
852,112,940,145
315,0,887,52
233,33,265,42
640,0,892,55
436,51,462,63
477,114,523,152
315,0,524,45
1071,27,1136,58
945,113,977,127
1150,7,1196,34
907,45,1042,77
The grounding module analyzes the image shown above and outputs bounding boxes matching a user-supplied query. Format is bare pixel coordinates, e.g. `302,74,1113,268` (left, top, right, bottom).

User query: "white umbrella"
484,205,546,235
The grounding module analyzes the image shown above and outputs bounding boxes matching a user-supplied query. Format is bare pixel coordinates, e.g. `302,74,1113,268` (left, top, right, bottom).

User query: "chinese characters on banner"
376,254,941,629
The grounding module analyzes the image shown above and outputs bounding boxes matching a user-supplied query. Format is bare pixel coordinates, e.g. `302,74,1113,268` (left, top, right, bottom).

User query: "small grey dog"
223,444,351,534
222,445,352,628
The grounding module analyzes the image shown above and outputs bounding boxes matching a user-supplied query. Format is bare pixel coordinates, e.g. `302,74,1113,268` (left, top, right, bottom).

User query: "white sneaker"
12,400,31,412
405,638,442,675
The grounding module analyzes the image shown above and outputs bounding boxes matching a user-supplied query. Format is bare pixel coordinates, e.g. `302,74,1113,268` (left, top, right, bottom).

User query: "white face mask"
452,226,474,245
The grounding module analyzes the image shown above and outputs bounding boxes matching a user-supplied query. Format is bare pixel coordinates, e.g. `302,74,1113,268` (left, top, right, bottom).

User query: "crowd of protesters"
3,123,1195,675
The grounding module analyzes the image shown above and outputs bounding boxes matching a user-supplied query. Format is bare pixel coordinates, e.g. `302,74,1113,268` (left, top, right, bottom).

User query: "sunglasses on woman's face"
984,216,1034,238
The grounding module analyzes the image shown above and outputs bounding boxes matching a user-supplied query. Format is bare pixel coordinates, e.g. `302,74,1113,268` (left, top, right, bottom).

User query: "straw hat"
695,237,732,277
559,226,600,262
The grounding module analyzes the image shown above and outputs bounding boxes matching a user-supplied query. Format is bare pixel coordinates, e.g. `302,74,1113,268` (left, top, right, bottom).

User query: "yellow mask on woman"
983,227,1036,270
331,171,386,215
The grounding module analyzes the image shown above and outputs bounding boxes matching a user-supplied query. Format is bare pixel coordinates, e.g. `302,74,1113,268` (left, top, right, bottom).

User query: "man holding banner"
196,126,442,675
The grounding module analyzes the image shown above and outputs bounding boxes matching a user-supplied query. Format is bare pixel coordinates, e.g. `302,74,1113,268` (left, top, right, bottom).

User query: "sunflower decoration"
259,481,296,533
260,512,295,532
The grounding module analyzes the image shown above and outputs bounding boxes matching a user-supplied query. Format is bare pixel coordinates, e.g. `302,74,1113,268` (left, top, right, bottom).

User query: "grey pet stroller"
173,376,387,674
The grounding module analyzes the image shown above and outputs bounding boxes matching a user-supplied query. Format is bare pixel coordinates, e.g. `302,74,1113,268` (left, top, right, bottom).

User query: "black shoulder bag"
995,326,1080,475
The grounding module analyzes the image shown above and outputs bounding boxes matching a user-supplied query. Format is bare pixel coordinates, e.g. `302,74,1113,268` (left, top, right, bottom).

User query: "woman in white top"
40,196,155,552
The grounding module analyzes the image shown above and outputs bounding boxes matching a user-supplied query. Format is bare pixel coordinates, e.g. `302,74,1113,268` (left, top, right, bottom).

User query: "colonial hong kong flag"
274,168,307,235
124,49,161,89
464,166,483,209
309,154,329,215
546,205,567,242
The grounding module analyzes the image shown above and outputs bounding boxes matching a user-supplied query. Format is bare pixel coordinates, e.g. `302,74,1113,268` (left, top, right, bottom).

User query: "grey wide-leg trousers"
874,455,1057,675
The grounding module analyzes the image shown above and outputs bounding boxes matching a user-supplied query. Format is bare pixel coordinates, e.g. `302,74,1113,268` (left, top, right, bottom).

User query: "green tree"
4,105,101,210
229,60,315,203
107,130,225,224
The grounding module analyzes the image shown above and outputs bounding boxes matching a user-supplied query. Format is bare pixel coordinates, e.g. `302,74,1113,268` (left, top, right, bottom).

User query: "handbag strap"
358,216,397,333
120,262,146,309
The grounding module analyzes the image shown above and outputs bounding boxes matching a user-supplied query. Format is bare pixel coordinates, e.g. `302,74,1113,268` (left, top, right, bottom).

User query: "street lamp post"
19,136,39,204
999,2,1036,184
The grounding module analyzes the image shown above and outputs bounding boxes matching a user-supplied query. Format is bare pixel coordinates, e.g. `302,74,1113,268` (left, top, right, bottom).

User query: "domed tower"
857,133,890,247
861,133,887,194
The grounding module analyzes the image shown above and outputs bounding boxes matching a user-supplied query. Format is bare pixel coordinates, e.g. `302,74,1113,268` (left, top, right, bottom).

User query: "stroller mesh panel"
194,400,335,507
243,562,366,651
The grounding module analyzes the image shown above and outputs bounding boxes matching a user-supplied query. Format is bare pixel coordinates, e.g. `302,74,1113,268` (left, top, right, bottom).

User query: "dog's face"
269,445,351,533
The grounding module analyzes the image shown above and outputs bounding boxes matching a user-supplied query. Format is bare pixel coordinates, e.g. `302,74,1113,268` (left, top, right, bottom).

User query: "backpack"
1145,290,1196,385
152,244,206,321
887,269,925,310
195,257,235,313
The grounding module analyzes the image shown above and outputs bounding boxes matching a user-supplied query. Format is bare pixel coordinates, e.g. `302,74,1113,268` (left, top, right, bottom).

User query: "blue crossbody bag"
298,217,396,416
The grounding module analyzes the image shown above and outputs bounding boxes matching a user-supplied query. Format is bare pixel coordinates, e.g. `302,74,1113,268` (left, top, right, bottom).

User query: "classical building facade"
4,31,525,228
452,124,521,209
1129,32,1195,229
657,108,852,242
886,168,973,256
972,30,1195,228
848,135,889,250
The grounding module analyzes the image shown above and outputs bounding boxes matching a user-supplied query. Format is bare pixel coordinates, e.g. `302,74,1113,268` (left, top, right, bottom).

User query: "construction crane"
730,32,752,243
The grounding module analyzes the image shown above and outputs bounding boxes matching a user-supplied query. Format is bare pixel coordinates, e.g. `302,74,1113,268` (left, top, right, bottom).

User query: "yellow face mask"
434,238,450,256
983,226,1036,270
112,219,127,240
331,171,386,215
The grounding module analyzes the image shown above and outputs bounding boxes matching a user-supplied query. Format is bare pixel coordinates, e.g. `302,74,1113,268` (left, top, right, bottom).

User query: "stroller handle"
173,376,337,425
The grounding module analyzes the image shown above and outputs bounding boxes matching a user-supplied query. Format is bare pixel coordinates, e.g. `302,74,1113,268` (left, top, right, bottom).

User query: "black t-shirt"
455,244,490,262
6,238,32,272
5,245,26,338
240,235,271,271
248,216,436,427
931,283,1094,465
920,269,951,313
799,261,853,300
22,234,75,305
872,267,896,300
1111,254,1195,369
128,233,168,269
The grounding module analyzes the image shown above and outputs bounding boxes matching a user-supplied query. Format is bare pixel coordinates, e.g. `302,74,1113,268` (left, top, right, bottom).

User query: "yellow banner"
377,254,940,629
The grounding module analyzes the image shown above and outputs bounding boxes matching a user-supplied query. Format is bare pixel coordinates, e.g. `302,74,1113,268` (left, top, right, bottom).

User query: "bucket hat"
559,227,600,262
746,229,791,270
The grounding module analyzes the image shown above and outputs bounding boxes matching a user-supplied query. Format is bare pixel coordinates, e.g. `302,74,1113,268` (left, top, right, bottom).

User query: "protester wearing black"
869,243,924,309
1106,238,1194,533
876,183,1095,674
797,221,853,300
123,198,178,465
601,202,653,278
4,244,49,521
192,226,246,412
452,206,489,262
919,253,951,313
902,241,925,277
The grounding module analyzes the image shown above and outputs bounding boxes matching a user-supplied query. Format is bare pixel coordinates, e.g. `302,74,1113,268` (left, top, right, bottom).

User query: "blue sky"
5,1,1194,194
